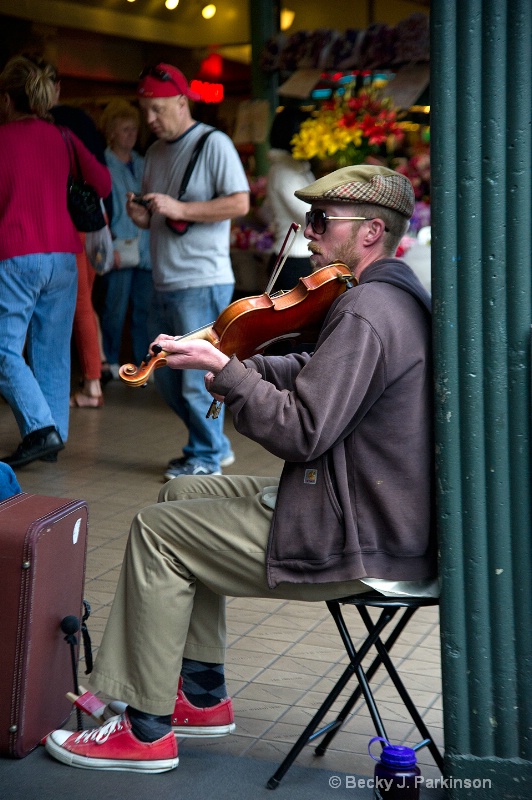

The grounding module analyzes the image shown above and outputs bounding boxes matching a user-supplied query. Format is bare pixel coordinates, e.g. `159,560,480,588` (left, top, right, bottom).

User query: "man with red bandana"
127,64,249,480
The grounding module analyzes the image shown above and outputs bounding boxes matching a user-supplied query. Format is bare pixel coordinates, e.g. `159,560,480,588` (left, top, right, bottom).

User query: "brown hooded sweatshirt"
213,258,436,588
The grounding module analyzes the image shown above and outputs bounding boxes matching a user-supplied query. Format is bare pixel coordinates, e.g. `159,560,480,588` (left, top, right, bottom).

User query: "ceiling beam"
0,0,250,48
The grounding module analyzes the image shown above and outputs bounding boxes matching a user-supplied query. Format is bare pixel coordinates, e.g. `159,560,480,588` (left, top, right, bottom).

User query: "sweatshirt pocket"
268,458,346,567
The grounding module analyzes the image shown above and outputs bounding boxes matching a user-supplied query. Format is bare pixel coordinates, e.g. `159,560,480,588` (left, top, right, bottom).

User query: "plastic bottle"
368,737,421,800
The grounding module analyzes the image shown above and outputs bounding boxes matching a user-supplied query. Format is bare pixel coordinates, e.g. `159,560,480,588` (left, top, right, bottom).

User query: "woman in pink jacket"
0,55,111,468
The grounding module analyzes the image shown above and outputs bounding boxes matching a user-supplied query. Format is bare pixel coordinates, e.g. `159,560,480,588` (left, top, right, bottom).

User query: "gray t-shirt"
142,122,249,292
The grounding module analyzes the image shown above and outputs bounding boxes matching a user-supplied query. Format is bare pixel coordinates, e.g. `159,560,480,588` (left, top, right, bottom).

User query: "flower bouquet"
291,87,404,169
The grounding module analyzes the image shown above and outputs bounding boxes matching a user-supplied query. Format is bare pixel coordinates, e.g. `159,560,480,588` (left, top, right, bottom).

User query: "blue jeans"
0,253,78,442
149,284,234,470
101,268,153,365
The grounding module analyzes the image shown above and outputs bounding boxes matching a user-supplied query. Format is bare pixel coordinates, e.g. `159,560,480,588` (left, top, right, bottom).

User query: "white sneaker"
167,453,235,470
220,451,235,468
164,459,222,482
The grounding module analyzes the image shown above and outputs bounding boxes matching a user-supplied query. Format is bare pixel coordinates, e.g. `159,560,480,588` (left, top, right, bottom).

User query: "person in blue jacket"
0,463,22,500
99,100,152,378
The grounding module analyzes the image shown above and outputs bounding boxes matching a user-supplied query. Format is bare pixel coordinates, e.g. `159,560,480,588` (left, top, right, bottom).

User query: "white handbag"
86,224,114,275
114,237,140,268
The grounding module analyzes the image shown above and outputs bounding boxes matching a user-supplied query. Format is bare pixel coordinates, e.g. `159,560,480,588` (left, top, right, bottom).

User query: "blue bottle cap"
380,744,417,768
368,737,417,768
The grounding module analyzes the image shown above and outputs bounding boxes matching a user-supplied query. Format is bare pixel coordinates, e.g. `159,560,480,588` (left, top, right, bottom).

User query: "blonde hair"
100,99,140,143
0,55,57,119
350,202,410,255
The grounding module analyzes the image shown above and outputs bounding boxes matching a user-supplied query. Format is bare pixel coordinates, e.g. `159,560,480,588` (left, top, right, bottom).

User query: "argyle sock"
127,707,172,743
181,658,227,708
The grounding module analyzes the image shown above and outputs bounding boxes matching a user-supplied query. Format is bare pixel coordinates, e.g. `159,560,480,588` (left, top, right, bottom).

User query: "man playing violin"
45,165,437,773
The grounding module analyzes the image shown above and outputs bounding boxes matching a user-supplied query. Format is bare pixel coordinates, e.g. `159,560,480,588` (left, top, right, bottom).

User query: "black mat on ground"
1,746,446,800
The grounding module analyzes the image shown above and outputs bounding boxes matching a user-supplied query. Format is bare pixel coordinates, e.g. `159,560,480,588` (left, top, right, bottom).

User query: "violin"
119,262,354,389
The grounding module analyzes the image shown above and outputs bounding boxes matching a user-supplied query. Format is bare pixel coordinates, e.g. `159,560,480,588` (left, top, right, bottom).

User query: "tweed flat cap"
294,165,415,218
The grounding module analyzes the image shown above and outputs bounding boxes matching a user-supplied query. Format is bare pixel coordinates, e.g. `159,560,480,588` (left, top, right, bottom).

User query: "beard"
307,245,323,271
307,238,358,271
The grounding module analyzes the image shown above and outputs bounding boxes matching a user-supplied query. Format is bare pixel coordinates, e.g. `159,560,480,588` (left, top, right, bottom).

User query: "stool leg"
267,598,444,788
315,605,416,755
357,605,444,772
323,601,393,743
266,601,392,789
266,661,356,789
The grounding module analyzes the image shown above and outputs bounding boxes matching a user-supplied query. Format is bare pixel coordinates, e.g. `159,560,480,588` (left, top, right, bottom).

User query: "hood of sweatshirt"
358,257,431,315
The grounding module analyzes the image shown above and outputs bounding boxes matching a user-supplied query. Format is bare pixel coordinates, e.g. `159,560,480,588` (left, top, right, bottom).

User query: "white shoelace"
74,714,124,744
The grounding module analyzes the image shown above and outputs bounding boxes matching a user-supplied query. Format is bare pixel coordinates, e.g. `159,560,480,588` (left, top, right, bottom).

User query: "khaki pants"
90,474,368,715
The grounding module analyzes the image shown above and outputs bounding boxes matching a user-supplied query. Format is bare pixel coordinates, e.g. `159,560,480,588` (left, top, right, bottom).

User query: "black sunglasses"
139,66,179,90
305,209,389,235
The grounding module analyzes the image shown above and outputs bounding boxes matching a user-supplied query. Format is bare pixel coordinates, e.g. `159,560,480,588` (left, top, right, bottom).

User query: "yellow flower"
290,87,398,165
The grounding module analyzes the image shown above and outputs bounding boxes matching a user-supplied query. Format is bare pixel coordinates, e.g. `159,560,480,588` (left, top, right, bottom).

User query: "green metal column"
431,1,532,797
249,0,279,175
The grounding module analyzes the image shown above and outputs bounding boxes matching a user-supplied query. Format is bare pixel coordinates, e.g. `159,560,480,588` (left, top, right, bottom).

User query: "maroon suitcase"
0,493,88,757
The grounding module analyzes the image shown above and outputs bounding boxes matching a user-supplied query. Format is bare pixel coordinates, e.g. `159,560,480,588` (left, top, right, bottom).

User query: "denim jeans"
149,284,234,470
0,253,78,441
101,268,153,365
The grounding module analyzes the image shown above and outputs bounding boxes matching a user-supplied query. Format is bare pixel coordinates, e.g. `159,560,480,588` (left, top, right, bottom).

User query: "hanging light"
280,8,295,31
202,4,217,19
165,0,179,10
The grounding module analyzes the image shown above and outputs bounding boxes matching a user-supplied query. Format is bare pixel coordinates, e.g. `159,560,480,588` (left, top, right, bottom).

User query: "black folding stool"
267,592,444,789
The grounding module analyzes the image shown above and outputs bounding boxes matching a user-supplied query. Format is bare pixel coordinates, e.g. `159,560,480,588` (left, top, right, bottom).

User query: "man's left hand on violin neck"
151,335,230,375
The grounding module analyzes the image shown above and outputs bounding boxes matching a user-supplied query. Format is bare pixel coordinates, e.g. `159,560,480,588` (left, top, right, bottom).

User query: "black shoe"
40,451,58,463
2,426,64,468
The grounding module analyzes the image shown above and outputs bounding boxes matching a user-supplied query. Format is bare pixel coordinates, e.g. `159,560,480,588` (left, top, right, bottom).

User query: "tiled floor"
0,377,443,781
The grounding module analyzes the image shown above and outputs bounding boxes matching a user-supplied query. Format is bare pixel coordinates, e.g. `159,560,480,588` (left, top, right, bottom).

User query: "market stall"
231,14,431,294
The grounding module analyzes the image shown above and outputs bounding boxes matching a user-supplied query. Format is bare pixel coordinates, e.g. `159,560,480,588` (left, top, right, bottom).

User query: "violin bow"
264,222,301,296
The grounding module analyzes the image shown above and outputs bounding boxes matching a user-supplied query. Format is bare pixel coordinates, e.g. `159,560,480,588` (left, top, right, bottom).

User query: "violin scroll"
119,347,168,387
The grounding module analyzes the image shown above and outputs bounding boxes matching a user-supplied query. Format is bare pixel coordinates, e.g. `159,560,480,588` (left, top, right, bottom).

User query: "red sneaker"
171,687,236,738
44,712,178,773
104,683,236,738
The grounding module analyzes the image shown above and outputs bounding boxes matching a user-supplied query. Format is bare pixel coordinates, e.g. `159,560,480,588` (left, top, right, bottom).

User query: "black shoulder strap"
178,128,216,200
58,125,82,178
